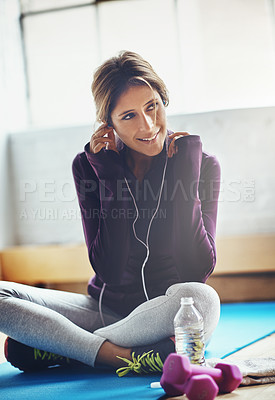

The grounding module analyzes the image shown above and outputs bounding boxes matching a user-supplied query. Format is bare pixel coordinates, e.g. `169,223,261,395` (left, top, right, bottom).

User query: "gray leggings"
0,281,220,367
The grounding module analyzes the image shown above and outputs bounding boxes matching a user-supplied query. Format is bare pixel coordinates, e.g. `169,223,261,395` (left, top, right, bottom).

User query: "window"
176,0,275,113
20,0,275,127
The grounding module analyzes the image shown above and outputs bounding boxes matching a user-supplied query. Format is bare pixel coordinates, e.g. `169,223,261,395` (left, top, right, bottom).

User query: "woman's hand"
90,123,119,154
168,132,190,158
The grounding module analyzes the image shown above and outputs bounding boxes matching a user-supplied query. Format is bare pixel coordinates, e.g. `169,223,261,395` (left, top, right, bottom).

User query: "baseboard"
1,234,275,302
207,271,275,302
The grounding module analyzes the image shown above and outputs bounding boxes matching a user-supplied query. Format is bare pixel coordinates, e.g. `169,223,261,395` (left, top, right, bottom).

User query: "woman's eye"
123,113,135,120
147,102,158,111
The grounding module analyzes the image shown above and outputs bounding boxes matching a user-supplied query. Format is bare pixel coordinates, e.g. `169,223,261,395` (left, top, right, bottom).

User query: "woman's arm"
72,149,133,285
172,135,221,282
197,151,221,279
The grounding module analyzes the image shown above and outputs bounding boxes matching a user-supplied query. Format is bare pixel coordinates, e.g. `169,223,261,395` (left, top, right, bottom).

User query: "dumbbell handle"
189,364,222,383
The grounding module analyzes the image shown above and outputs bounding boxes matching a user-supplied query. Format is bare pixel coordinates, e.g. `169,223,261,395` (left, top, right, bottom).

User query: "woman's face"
110,85,167,157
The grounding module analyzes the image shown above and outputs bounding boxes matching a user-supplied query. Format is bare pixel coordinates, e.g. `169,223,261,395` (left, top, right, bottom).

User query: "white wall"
168,107,275,236
0,0,28,249
8,125,89,245
7,106,275,246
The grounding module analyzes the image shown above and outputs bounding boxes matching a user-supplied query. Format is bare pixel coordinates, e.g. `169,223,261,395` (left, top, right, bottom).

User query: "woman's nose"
139,113,154,132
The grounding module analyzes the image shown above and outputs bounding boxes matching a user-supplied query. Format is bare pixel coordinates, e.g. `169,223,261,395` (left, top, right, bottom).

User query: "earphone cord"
99,282,106,326
98,155,168,320
124,155,168,301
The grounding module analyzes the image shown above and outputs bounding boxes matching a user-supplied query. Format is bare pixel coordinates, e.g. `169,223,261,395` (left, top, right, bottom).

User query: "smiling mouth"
137,130,159,142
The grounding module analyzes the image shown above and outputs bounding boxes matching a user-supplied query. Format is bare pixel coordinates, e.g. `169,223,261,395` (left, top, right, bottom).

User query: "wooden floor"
0,332,274,399
166,333,275,400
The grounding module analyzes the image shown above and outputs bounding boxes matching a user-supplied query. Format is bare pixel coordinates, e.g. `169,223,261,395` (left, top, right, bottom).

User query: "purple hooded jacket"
72,131,220,317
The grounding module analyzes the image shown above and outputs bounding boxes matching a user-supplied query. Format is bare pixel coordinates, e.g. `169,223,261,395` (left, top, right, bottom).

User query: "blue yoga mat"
0,301,274,400
205,301,275,359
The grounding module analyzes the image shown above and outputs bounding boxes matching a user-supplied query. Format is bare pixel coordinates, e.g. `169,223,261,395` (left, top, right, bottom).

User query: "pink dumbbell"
184,375,219,400
160,353,242,397
160,354,218,399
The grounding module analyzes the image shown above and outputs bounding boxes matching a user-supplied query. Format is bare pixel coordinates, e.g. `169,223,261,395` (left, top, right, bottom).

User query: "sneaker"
4,337,81,372
116,336,175,377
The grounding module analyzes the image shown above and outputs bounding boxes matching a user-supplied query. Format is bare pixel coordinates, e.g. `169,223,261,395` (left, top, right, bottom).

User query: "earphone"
124,155,168,301
99,154,168,326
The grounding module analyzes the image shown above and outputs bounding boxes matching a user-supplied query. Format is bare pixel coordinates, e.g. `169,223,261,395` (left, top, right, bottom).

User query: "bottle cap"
180,297,194,305
150,382,161,388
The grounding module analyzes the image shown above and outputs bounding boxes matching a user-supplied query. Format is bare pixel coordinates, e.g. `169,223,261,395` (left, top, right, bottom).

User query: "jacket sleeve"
174,135,221,282
72,146,133,285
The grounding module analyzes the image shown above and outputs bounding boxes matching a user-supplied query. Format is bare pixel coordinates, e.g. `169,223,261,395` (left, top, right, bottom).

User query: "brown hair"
91,50,169,125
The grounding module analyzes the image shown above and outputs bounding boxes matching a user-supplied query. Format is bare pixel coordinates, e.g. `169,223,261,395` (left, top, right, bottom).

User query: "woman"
0,51,220,376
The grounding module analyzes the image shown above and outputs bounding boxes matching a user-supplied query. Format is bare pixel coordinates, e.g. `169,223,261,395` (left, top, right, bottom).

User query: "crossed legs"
0,281,220,368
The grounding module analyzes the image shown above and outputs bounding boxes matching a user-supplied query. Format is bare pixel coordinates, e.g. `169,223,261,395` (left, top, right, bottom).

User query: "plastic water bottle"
174,297,205,365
